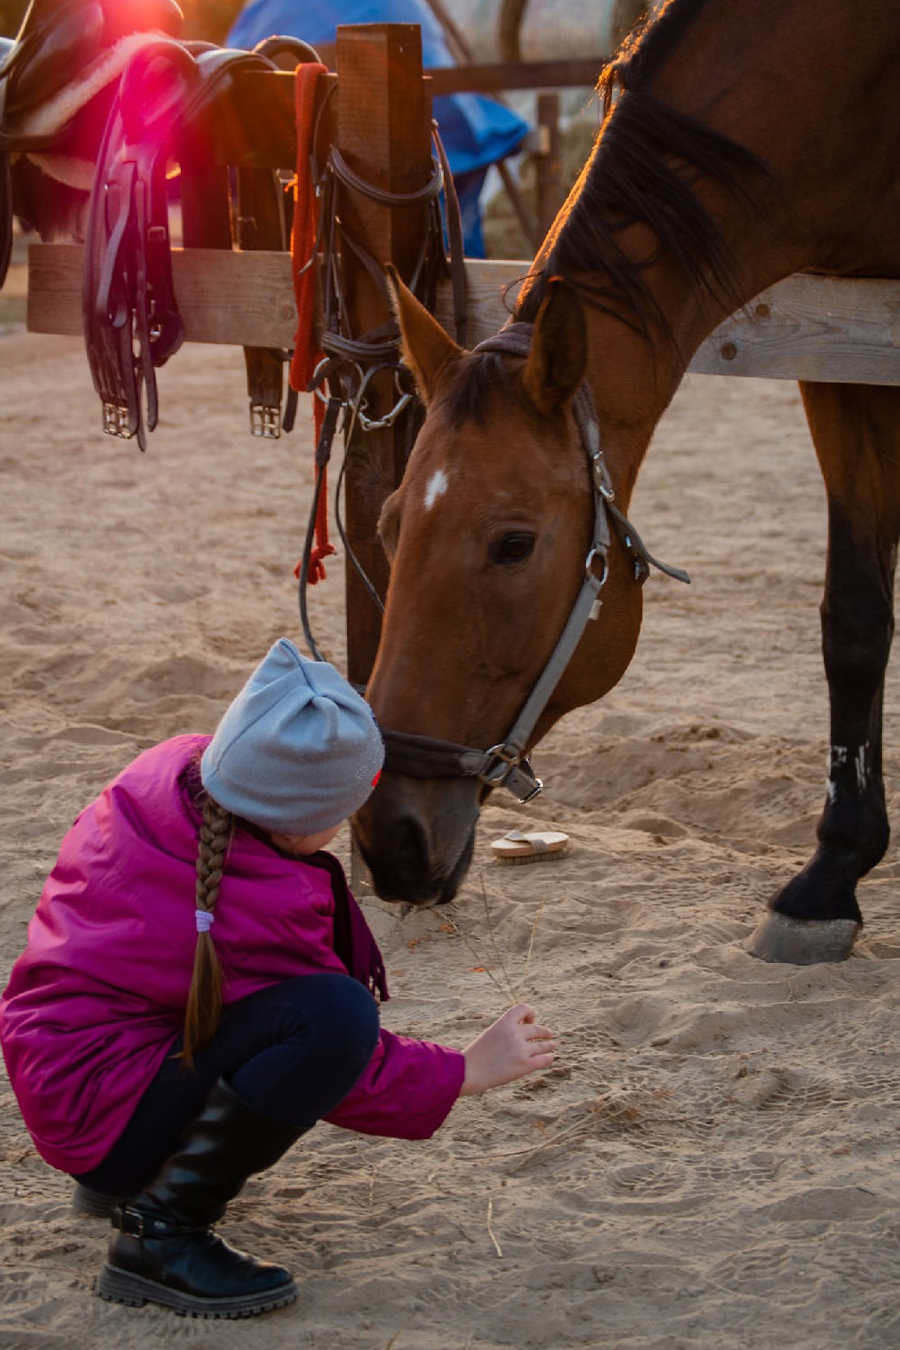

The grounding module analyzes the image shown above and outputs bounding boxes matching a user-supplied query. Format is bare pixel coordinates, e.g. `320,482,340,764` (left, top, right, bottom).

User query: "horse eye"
489,532,536,566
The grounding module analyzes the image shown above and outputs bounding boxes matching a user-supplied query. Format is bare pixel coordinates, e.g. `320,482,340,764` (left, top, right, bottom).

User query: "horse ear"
385,262,462,403
522,276,587,418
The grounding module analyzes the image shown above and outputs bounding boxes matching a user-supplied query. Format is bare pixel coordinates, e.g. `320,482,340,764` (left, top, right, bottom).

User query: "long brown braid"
183,793,233,1068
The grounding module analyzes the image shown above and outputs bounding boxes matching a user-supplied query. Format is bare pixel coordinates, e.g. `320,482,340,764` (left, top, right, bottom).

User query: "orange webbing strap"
290,60,334,585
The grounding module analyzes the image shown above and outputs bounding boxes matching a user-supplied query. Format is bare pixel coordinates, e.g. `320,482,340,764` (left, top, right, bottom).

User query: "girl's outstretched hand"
460,1004,555,1096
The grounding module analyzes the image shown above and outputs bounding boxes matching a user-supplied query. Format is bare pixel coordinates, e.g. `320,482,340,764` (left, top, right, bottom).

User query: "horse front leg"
750,382,900,964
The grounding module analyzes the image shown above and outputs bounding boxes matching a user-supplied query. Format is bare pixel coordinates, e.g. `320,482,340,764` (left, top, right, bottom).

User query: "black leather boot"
97,1077,308,1318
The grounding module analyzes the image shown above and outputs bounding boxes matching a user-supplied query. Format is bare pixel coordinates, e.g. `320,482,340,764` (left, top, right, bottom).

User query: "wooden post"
535,90,565,242
334,24,433,688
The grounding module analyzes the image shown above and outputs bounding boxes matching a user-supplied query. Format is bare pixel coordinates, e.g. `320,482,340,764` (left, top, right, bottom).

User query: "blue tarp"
227,0,529,255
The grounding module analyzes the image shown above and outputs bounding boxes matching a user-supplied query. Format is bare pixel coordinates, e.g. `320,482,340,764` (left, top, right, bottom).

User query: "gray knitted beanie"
200,638,384,836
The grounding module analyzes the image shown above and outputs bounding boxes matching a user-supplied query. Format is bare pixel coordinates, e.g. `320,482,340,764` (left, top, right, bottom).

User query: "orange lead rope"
290,61,334,585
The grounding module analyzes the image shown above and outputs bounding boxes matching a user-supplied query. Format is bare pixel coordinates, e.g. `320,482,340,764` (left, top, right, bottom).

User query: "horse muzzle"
353,772,480,906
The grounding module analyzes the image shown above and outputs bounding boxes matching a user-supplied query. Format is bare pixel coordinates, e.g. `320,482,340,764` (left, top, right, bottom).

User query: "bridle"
378,321,691,802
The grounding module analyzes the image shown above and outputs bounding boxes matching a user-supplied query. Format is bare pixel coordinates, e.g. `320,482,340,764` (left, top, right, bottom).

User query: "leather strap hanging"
82,40,282,448
289,59,334,583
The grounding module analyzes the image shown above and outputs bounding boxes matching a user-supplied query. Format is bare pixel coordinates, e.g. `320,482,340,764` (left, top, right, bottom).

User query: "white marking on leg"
826,745,846,802
424,469,449,510
826,743,870,799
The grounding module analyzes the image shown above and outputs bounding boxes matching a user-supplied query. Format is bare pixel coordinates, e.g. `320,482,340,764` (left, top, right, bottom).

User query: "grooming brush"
490,829,570,865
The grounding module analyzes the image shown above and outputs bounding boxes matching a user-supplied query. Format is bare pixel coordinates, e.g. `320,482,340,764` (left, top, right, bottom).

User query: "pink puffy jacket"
0,736,464,1173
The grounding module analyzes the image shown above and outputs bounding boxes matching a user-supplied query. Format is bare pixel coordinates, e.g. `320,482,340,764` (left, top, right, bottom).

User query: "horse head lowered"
354,269,686,905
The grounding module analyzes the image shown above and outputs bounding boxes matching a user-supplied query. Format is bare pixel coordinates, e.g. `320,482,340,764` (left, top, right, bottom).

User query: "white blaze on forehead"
424,468,449,510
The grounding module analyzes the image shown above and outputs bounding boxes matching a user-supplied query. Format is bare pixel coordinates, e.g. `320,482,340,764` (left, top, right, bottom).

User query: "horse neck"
571,261,734,508
525,0,900,499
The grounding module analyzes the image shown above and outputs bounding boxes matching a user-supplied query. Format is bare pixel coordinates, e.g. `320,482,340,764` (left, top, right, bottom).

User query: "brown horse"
354,0,900,964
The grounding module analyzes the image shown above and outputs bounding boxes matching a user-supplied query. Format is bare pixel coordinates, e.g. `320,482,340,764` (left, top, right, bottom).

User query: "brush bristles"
493,849,568,866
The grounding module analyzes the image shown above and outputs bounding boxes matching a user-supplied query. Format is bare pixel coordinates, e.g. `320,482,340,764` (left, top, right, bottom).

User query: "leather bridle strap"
380,726,544,802
380,320,690,802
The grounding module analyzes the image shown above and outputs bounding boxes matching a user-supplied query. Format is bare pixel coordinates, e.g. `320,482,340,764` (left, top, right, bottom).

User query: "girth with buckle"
82,39,297,448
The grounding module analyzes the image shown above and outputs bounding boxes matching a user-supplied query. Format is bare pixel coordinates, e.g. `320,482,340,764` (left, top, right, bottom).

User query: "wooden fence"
29,245,900,387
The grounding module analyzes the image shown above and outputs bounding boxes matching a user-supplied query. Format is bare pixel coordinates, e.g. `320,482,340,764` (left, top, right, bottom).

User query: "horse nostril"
355,783,478,906
356,808,436,903
394,814,430,888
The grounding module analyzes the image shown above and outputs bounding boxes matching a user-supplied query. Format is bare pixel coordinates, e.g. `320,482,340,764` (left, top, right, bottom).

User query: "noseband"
381,321,691,802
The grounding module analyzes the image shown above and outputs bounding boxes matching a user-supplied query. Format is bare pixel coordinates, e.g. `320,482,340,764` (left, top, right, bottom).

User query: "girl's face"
269,823,342,856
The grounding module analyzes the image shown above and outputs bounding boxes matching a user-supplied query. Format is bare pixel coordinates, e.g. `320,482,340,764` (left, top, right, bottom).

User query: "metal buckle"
102,402,132,438
585,547,609,588
510,766,544,803
479,742,519,777
250,403,281,438
111,1205,145,1238
477,745,544,803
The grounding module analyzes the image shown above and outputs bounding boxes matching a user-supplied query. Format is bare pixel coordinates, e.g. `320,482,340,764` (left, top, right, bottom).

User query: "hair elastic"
195,909,215,933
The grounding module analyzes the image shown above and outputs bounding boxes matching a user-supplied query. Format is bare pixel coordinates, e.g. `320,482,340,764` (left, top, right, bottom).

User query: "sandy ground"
2,288,900,1350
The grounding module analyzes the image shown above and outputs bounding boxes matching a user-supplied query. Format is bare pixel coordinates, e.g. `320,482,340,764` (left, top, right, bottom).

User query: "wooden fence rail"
28,244,900,387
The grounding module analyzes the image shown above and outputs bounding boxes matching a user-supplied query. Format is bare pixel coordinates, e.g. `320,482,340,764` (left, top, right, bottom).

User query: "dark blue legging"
72,973,380,1197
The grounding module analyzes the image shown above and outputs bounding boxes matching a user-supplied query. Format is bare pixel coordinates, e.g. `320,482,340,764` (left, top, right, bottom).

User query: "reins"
377,321,691,802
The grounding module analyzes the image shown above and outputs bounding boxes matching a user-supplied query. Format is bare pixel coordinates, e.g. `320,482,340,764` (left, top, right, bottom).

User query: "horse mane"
514,0,772,342
609,0,710,87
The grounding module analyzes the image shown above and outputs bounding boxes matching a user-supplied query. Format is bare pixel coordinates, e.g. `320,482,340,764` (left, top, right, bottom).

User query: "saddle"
0,0,183,285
